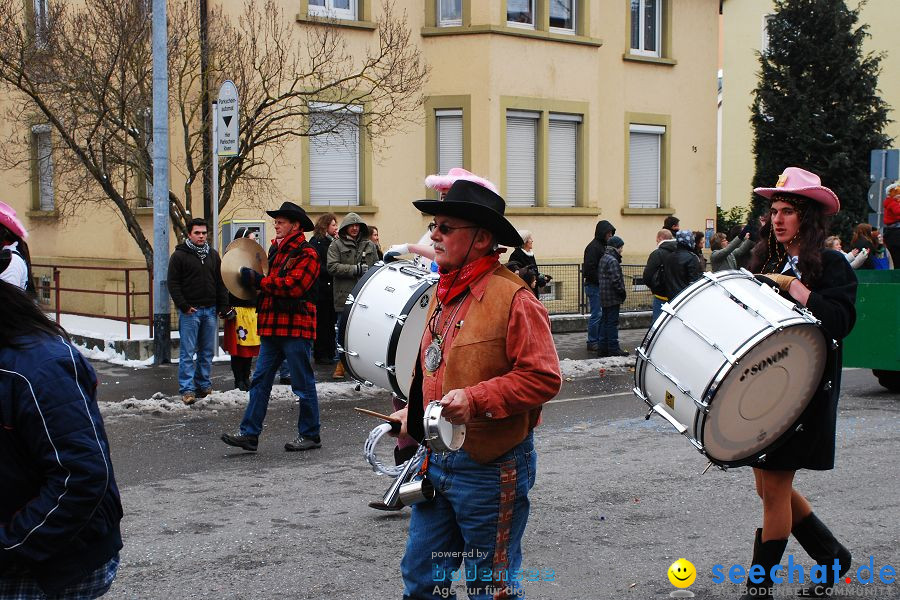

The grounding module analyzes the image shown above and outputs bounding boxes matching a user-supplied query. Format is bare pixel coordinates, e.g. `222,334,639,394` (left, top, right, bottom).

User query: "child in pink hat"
0,201,32,292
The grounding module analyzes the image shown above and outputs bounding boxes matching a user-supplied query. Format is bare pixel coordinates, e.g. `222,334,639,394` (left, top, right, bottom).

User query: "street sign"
217,80,239,157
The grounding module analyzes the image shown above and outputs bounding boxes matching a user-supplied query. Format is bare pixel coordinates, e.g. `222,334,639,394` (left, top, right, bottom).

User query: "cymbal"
221,238,269,301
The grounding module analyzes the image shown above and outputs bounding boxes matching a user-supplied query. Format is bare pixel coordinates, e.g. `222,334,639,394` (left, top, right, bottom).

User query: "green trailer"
842,269,900,392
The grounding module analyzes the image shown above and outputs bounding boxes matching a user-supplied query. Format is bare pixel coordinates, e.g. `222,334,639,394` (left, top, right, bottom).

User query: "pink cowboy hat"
753,167,840,216
0,201,27,240
424,167,498,195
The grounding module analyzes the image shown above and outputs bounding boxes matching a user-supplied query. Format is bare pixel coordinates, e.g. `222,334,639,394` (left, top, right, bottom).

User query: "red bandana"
437,253,501,302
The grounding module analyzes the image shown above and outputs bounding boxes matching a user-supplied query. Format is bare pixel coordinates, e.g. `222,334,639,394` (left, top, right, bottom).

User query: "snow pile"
75,343,155,368
559,355,635,378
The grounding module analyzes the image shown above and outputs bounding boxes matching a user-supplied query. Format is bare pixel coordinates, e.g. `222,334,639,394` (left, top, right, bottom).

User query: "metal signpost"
213,80,239,254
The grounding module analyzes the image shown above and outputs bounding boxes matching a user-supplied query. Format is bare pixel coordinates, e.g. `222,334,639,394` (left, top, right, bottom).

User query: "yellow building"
1,0,720,321
720,0,900,213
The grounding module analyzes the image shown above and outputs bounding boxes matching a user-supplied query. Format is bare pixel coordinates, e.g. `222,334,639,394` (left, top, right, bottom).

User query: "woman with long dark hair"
311,212,338,365
741,167,857,599
0,282,123,598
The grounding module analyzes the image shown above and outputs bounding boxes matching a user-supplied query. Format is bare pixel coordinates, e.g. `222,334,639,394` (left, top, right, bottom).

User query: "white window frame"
761,14,775,54
547,113,581,207
308,104,363,206
549,0,575,34
307,0,357,21
505,110,540,207
507,0,535,29
32,123,54,211
437,0,462,27
628,123,665,209
435,109,463,176
630,0,661,57
33,0,49,47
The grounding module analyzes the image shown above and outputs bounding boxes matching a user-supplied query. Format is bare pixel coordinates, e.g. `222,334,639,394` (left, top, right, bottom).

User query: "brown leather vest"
425,265,541,463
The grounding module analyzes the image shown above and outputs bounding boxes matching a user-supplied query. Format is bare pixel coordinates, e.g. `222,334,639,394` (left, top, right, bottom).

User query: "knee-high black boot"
740,529,787,599
792,513,851,597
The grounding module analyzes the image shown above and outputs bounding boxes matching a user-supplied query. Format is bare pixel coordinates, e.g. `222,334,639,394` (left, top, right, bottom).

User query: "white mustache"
433,243,445,253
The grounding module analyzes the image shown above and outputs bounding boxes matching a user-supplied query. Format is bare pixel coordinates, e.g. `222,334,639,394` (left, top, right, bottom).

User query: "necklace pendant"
424,338,443,372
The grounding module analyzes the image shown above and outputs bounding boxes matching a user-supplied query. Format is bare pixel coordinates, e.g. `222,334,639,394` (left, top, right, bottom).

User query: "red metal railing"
32,264,153,340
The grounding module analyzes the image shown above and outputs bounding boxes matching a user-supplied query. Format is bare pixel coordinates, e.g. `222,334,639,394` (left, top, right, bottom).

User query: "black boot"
740,529,787,599
792,513,851,597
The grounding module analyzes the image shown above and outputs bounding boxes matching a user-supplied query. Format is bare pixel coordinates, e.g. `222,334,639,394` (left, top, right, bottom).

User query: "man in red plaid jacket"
221,202,322,453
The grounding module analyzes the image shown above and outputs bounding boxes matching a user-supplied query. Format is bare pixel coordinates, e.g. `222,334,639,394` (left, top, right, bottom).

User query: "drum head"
700,324,826,465
425,402,466,452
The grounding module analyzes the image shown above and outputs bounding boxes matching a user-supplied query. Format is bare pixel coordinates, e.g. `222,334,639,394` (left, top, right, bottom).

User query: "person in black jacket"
642,229,675,322
310,213,338,365
739,167,857,599
0,281,123,599
597,236,628,357
508,229,551,297
167,218,230,405
582,220,616,351
662,229,702,300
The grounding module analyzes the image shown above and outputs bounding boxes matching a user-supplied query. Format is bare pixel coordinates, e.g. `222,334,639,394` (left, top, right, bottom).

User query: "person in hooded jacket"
642,229,676,322
582,220,616,351
327,212,378,379
662,229,703,300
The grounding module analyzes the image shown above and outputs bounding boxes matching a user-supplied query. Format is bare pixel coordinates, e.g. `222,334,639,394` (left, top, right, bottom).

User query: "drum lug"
342,349,359,357
374,361,396,374
693,398,710,413
633,387,652,409
823,380,833,391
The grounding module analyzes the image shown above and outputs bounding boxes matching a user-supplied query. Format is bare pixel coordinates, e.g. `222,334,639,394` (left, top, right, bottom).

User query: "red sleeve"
260,246,320,298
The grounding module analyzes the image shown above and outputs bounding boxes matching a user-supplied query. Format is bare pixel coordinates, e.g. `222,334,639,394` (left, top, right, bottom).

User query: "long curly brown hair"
747,194,829,285
313,213,337,238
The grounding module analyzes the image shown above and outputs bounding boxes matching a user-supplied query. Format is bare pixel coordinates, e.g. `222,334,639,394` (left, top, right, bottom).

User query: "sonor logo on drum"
665,391,675,409
739,347,790,382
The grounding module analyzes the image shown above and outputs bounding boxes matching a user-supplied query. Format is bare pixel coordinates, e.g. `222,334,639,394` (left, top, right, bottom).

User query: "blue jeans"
651,296,665,323
177,306,218,394
402,435,537,600
240,336,320,439
584,282,602,346
278,360,290,380
597,303,621,352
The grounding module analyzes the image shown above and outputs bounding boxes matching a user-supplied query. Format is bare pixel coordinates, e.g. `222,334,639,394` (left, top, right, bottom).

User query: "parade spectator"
884,183,900,266
597,236,628,357
693,230,708,272
368,225,384,261
710,230,753,272
327,212,378,379
221,202,322,453
824,235,867,269
223,228,259,392
390,179,561,599
0,201,33,295
663,229,703,300
642,229,676,321
582,220,616,351
663,215,680,236
850,223,878,269
310,213,338,365
167,218,229,405
508,229,551,297
870,229,893,269
0,281,123,599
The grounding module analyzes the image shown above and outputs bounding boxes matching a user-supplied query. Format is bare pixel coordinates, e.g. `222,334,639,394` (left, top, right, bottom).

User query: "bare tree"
0,0,428,270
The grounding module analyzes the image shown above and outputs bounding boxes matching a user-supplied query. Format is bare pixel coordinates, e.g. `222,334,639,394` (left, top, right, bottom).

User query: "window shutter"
32,125,54,211
436,110,463,176
506,113,538,207
548,115,580,207
309,112,359,206
628,126,663,209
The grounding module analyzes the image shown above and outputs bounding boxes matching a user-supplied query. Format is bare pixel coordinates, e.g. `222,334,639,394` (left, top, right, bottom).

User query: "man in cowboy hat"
221,202,322,453
389,179,562,599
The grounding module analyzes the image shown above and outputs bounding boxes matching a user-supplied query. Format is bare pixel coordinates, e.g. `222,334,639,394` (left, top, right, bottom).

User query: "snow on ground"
76,343,156,368
54,313,159,341
559,355,635,379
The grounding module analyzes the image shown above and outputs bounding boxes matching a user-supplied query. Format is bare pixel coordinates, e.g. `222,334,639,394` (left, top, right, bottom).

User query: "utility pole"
152,0,171,365
200,0,213,221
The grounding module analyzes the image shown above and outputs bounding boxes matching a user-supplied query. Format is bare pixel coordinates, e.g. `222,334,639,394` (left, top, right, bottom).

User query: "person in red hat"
0,201,33,294
739,167,857,599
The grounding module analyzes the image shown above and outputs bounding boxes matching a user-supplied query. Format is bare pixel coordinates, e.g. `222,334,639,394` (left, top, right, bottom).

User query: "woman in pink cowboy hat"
0,201,33,294
738,167,857,599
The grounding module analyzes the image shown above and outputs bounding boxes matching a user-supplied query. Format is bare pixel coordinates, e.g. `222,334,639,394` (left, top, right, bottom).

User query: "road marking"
547,391,634,405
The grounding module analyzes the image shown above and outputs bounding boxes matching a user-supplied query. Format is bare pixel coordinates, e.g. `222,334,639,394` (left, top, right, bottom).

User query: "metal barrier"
533,263,653,315
32,264,153,339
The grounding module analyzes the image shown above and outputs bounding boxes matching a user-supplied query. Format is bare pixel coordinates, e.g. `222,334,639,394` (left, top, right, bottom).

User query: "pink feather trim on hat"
0,201,27,240
753,167,840,216
424,167,498,194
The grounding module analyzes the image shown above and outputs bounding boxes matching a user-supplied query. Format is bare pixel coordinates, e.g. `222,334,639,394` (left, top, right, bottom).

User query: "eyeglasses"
428,222,479,235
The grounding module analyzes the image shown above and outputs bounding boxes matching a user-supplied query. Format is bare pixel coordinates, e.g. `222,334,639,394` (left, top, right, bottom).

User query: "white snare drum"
634,270,827,467
423,401,466,452
341,260,437,400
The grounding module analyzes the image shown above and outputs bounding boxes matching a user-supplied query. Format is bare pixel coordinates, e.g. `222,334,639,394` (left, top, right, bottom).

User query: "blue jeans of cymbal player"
401,434,536,600
177,305,218,394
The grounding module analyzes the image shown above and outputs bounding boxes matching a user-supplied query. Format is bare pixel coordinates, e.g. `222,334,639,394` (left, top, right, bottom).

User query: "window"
505,111,539,206
309,110,360,206
630,0,660,57
32,124,54,211
507,0,534,28
33,0,49,46
547,113,580,207
435,109,463,176
438,0,461,27
308,0,356,21
762,14,775,54
628,124,665,208
549,0,574,32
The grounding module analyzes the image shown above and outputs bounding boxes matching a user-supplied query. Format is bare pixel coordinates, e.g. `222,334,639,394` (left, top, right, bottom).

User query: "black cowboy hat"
265,201,314,231
412,180,523,247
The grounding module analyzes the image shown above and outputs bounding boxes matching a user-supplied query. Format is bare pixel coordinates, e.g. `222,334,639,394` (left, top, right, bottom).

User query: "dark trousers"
598,303,622,352
314,299,336,361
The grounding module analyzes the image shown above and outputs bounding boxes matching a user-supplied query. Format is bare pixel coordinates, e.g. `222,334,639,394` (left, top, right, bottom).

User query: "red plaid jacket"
257,231,319,338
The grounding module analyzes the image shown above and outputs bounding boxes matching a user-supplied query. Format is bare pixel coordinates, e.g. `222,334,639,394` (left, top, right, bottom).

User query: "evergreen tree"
751,0,891,239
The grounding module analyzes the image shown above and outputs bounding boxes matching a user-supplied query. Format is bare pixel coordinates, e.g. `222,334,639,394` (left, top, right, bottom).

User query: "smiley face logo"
668,558,696,588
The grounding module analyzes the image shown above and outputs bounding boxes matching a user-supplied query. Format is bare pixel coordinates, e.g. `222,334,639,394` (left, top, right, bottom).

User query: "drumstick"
354,407,401,423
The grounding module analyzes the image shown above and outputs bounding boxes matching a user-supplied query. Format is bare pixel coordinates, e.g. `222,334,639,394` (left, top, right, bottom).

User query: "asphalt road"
96,337,900,600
